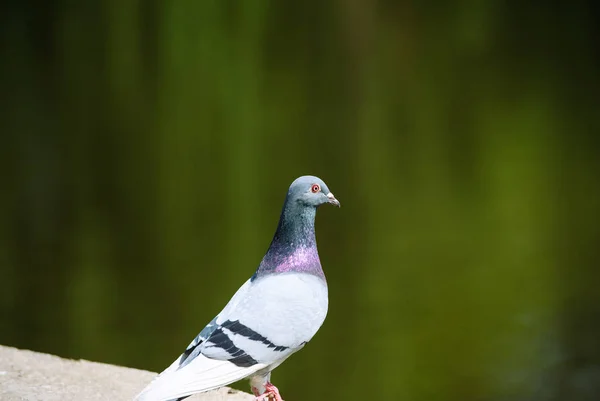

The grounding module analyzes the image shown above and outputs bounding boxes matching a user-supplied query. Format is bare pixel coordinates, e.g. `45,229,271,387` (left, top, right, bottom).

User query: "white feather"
135,354,267,401
223,273,328,353
135,273,328,401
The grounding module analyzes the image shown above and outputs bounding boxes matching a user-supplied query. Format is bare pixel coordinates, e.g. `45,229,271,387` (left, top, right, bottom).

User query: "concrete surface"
0,345,253,401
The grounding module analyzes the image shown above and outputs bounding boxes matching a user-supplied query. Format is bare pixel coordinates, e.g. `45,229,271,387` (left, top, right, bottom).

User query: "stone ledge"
0,345,253,401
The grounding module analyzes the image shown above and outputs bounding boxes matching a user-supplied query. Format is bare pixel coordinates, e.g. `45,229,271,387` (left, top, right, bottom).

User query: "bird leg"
253,383,283,401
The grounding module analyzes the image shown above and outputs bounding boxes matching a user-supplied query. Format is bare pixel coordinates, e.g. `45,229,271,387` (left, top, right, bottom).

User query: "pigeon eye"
311,184,321,193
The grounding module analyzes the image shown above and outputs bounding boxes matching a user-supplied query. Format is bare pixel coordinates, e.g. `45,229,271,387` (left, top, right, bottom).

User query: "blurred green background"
1,1,600,400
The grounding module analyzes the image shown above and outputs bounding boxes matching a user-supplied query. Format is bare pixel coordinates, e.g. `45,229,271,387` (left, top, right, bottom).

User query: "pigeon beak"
326,192,340,207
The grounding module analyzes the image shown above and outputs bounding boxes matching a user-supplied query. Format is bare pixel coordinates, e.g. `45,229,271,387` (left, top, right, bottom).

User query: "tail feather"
135,354,267,401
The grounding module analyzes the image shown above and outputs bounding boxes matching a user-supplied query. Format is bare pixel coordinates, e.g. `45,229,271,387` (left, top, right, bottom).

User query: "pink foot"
253,383,283,401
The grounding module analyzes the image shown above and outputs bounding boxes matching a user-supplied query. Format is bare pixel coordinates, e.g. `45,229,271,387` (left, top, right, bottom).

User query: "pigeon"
135,175,340,401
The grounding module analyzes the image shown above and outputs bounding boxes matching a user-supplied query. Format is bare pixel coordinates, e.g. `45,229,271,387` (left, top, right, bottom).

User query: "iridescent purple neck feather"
254,197,324,280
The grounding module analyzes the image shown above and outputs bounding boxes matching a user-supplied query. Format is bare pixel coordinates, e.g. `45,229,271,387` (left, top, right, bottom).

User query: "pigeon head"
286,175,340,208
254,175,339,280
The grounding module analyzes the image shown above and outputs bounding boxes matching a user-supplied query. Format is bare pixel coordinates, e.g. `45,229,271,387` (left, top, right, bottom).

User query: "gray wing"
177,316,218,368
178,317,291,370
175,277,300,372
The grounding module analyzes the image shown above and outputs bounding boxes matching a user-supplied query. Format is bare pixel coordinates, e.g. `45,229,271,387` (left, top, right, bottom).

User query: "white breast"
217,273,328,362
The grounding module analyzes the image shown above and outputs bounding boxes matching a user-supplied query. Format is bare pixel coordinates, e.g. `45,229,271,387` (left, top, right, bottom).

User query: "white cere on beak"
326,192,340,207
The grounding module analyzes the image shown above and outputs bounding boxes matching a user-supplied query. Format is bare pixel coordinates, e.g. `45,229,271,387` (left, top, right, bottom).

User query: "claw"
254,382,283,401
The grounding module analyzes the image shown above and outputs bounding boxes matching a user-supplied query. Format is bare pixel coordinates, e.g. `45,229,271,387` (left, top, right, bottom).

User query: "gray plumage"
135,176,340,401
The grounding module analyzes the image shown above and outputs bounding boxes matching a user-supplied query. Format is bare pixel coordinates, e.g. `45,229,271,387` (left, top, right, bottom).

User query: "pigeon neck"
254,201,324,279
